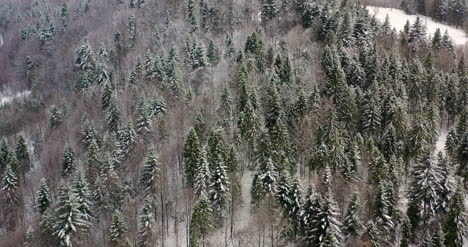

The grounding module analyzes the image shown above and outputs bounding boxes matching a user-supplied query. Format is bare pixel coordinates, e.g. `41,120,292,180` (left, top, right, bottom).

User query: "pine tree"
54,184,91,247
135,98,152,134
110,210,128,246
189,194,213,247
400,216,412,247
50,106,63,128
437,152,455,212
408,155,443,229
1,163,18,202
62,145,75,177
375,181,394,234
444,183,466,247
432,28,442,49
128,13,137,48
187,0,198,32
457,133,468,183
209,155,230,222
101,82,113,110
343,192,362,237
225,34,235,58
140,149,160,194
311,191,343,247
302,187,323,244
73,172,93,222
183,128,202,187
138,197,155,247
261,0,277,21
106,96,121,133
36,178,52,215
15,135,30,175
431,227,446,247
207,40,220,66
194,148,210,197
60,2,69,32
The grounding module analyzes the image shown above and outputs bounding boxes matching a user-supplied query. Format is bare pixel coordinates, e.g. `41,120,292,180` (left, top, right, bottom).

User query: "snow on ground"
366,6,468,46
0,89,31,106
435,129,448,155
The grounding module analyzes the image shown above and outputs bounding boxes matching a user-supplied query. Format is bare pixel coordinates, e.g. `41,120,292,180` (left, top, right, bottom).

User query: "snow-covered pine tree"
54,184,91,247
73,172,93,222
110,210,128,246
50,105,64,128
128,13,137,48
187,0,198,33
1,163,18,202
397,216,411,247
407,155,443,230
311,190,343,247
139,149,160,194
183,128,202,187
194,147,210,197
101,81,113,110
135,98,152,134
343,192,362,237
15,135,30,175
374,180,394,234
60,2,69,32
189,194,213,247
207,40,220,66
62,145,75,177
138,197,155,247
301,186,323,244
261,0,277,21
106,96,121,133
36,178,52,215
209,151,230,223
436,152,454,212
444,183,467,247
117,122,136,157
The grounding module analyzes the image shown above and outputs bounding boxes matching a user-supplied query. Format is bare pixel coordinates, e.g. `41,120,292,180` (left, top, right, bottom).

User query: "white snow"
435,129,448,155
0,89,31,106
366,6,468,46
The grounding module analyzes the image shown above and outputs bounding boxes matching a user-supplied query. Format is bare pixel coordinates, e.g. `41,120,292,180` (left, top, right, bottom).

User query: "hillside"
0,0,467,247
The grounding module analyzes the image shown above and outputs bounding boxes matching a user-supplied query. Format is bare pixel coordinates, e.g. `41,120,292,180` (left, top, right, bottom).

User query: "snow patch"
366,6,468,46
0,89,31,106
435,129,448,155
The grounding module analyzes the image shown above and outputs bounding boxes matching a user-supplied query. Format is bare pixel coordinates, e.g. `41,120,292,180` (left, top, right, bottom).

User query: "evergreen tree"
1,163,18,202
60,2,69,32
400,217,412,247
189,194,213,247
15,135,30,175
261,0,277,21
194,148,210,197
209,154,230,222
444,184,466,247
375,181,394,234
437,152,455,212
36,178,52,215
343,192,362,237
225,34,236,58
128,13,137,48
207,40,220,66
138,197,155,247
183,128,202,187
106,96,121,133
62,145,75,177
73,172,93,222
140,149,160,194
457,133,468,183
408,155,443,229
101,82,113,110
302,187,323,244
54,184,91,247
135,98,152,134
50,106,64,128
311,191,343,247
110,210,128,246
188,0,198,32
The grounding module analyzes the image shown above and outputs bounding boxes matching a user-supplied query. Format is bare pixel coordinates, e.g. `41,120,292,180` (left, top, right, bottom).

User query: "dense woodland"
0,0,467,246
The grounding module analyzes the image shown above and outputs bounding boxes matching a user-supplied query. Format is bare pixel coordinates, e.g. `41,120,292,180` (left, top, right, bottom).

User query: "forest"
0,0,467,246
